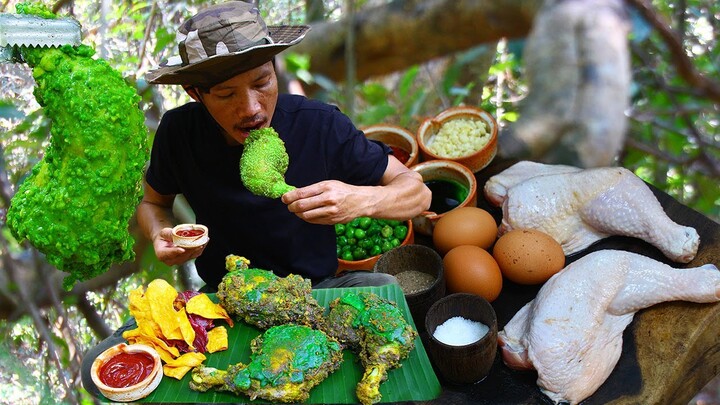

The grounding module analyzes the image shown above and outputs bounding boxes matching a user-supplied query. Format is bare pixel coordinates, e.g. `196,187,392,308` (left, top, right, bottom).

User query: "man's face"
199,61,279,145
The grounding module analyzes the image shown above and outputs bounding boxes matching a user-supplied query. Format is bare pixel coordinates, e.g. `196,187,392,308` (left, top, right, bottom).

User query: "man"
139,1,430,291
81,1,430,396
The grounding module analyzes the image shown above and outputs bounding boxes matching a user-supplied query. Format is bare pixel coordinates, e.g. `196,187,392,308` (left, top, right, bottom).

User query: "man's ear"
183,85,202,102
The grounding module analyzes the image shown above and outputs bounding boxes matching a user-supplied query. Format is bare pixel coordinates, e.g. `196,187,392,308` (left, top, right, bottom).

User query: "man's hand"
282,156,431,225
152,227,207,266
282,180,369,225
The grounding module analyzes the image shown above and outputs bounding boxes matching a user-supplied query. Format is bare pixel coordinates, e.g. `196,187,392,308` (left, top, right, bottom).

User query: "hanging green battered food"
6,3,149,289
189,324,343,403
239,127,295,198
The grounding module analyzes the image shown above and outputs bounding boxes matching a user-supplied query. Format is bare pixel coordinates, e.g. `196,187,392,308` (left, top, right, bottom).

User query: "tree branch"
291,0,542,82
3,239,77,404
625,0,720,103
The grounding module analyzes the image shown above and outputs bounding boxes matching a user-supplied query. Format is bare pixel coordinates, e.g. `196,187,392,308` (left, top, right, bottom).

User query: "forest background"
0,0,718,404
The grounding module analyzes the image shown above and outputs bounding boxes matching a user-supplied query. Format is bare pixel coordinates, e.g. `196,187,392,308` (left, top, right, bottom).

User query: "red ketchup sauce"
176,229,204,237
390,145,410,164
99,351,155,388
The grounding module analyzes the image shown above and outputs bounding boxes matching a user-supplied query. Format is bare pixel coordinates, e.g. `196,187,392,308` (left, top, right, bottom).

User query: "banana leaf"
134,284,441,403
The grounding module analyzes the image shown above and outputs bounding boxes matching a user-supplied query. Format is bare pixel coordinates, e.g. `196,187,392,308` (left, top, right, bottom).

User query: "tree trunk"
290,0,542,82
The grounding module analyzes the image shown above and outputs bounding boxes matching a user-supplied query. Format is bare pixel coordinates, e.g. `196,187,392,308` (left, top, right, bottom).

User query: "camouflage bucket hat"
146,1,310,87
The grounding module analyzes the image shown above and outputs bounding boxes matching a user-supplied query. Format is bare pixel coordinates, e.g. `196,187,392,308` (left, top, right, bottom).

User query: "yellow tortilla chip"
177,308,196,349
145,279,191,342
123,328,180,363
186,294,234,327
206,326,229,353
163,352,206,380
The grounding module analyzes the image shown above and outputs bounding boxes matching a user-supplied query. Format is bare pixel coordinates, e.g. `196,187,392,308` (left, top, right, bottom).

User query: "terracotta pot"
363,124,420,167
337,219,414,273
90,343,163,402
416,106,498,173
171,223,209,248
410,159,478,236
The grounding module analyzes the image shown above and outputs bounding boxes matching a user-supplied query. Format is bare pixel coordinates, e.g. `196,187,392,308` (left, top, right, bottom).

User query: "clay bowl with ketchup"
91,343,163,402
363,124,419,167
172,223,209,248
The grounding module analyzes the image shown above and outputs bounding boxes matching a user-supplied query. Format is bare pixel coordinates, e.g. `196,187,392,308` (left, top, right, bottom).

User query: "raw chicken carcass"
498,250,720,404
484,162,700,263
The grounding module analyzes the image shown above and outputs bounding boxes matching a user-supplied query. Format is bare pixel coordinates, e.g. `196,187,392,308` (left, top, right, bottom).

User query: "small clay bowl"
337,219,414,274
363,124,419,167
425,293,498,385
410,159,478,236
416,106,498,173
90,343,163,402
172,223,209,248
373,244,445,330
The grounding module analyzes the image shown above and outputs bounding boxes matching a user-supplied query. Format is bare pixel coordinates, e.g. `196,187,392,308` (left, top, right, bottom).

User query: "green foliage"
0,1,719,403
622,0,719,221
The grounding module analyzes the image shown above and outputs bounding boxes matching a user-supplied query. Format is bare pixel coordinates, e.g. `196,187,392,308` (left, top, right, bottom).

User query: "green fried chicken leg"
6,3,149,289
218,255,327,330
240,127,295,198
325,292,418,405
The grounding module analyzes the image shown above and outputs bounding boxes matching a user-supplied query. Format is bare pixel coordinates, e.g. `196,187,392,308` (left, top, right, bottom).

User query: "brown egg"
492,229,565,285
443,245,503,302
433,207,498,255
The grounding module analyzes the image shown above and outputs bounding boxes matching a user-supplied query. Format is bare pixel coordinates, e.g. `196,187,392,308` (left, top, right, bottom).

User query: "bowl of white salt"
424,292,498,384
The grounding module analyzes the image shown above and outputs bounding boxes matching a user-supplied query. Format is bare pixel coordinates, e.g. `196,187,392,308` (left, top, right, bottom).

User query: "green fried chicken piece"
325,291,418,405
239,127,295,198
218,255,326,330
189,324,343,403
6,3,149,289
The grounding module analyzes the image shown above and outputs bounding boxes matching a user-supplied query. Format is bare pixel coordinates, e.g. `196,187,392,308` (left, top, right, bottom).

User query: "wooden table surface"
409,158,720,405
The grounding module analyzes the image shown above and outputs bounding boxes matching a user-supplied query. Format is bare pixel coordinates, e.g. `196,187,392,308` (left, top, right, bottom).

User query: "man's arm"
282,156,431,225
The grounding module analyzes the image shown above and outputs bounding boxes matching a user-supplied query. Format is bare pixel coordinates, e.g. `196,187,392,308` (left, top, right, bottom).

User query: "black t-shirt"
146,94,391,288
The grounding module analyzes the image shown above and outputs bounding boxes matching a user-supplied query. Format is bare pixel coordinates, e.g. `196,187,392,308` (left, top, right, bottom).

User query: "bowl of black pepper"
373,244,445,331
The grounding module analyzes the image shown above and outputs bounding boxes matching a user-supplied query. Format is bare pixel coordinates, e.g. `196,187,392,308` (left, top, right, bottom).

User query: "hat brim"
146,25,310,87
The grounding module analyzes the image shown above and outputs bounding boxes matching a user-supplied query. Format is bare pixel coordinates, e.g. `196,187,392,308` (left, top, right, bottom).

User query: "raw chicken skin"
484,161,581,207
498,250,720,405
485,162,700,263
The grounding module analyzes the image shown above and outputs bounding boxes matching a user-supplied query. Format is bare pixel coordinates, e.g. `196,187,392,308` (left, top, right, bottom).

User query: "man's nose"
237,91,262,117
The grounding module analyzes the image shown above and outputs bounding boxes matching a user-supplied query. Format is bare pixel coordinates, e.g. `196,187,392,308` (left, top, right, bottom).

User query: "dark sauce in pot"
425,179,469,213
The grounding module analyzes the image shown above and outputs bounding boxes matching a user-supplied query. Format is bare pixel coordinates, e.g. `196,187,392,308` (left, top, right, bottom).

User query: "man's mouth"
235,121,266,137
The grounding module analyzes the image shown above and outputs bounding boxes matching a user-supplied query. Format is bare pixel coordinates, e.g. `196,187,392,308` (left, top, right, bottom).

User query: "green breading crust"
239,127,295,198
218,255,326,330
6,3,149,289
189,324,343,403
326,291,418,405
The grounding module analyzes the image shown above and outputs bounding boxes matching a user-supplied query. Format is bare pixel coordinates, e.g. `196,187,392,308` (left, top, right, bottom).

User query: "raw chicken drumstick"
498,249,720,405
484,161,700,263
